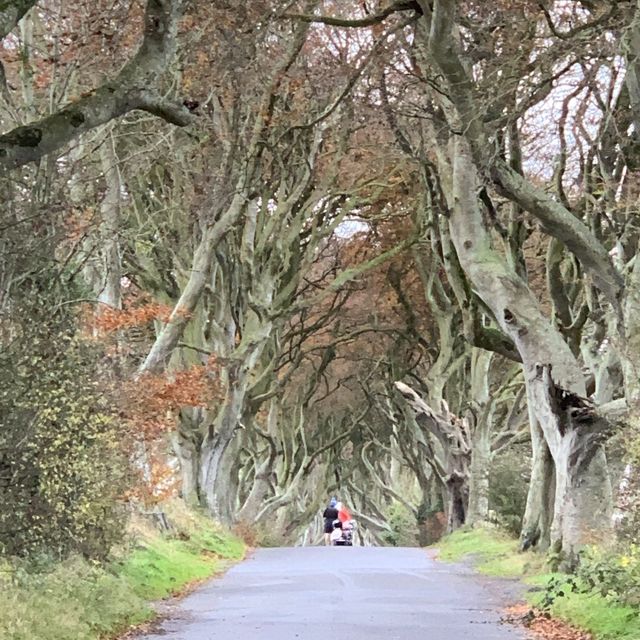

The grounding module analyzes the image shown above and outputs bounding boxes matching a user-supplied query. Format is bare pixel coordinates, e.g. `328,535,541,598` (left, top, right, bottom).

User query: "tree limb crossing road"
140,547,525,640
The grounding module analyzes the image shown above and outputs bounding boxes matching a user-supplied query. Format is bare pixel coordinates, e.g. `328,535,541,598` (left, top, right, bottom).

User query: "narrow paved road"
141,547,525,639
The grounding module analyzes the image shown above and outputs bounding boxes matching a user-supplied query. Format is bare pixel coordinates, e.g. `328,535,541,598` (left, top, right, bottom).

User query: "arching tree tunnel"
0,1,638,566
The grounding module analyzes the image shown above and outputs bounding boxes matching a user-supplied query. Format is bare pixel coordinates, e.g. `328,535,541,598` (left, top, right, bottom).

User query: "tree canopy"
1,0,640,568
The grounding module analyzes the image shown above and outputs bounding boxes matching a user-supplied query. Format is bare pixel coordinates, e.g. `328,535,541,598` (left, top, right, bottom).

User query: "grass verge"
435,527,640,640
435,526,544,577
0,503,245,640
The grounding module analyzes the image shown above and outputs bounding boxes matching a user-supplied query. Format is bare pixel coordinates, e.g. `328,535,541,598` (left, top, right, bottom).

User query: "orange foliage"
119,358,223,505
123,440,181,505
91,302,174,333
503,605,592,640
123,359,222,438
64,207,96,244
81,295,216,505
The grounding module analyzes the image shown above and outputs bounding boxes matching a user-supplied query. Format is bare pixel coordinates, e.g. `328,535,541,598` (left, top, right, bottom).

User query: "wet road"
140,546,525,640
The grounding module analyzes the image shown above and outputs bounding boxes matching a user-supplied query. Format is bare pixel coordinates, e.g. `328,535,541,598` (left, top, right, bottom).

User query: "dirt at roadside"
503,604,592,640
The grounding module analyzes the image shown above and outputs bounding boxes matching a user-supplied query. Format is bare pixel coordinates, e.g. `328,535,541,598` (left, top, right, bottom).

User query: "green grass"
0,556,150,640
526,575,640,640
0,509,245,640
436,526,540,577
118,537,220,600
118,527,244,601
435,527,640,640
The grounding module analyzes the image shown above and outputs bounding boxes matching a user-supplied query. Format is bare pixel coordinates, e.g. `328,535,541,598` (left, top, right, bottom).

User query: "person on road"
336,501,351,524
322,497,339,545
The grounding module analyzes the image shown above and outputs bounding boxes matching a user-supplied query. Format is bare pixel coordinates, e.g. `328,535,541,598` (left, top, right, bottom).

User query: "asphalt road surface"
140,546,525,640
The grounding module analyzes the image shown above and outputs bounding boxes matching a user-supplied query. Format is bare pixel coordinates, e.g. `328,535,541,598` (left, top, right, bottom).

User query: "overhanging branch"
285,1,420,28
0,0,194,173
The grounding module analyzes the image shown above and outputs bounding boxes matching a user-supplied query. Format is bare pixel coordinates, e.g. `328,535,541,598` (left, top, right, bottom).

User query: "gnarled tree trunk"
448,137,612,560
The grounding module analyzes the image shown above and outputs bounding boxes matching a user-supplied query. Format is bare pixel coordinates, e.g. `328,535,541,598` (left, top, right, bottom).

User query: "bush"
574,545,640,607
0,285,129,559
0,503,245,640
381,501,418,547
0,556,148,640
488,445,530,536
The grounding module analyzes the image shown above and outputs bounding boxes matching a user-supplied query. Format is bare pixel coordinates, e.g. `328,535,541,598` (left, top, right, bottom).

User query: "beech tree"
288,0,638,563
0,0,196,172
4,0,640,559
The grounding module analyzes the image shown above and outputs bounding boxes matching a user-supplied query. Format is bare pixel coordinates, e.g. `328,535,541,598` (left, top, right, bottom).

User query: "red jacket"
338,506,351,523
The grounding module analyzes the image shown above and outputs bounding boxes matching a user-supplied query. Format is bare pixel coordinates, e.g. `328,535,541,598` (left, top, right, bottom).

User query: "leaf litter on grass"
503,604,592,640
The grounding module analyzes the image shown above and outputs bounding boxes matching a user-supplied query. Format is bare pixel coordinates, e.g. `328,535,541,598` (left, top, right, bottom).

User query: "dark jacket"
322,507,338,521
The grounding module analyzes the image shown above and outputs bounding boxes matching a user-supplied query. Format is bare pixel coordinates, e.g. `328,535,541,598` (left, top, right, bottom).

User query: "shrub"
575,545,640,607
381,501,418,547
0,555,148,640
488,444,530,536
0,285,130,559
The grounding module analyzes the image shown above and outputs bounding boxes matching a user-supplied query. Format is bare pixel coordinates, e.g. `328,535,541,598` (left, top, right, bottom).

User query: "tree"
0,0,195,172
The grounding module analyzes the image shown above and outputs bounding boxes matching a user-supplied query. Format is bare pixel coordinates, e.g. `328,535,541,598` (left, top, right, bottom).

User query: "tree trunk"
236,463,273,524
467,429,491,526
624,0,640,138
466,348,492,526
448,137,612,559
395,381,470,532
171,429,200,507
199,435,234,523
236,400,279,524
520,403,554,551
550,440,612,565
97,129,122,309
622,255,640,407
446,473,468,532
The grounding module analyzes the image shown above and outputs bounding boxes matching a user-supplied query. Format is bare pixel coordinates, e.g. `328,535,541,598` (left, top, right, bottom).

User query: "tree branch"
0,0,38,40
285,1,420,28
424,0,624,311
0,0,194,172
492,162,623,308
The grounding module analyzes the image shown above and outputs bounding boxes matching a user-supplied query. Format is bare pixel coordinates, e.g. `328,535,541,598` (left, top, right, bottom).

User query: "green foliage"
0,508,245,640
488,445,530,536
438,528,640,639
0,556,149,640
0,284,129,559
528,574,640,640
544,591,640,640
381,501,418,547
574,546,640,607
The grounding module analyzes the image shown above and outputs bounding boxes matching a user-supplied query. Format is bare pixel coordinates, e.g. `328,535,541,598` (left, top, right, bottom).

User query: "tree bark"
449,136,612,560
467,423,491,526
171,426,200,507
466,349,492,526
0,0,195,173
395,381,470,532
139,193,250,374
97,129,122,309
622,255,640,407
421,0,623,308
0,1,37,40
520,392,554,551
624,0,640,137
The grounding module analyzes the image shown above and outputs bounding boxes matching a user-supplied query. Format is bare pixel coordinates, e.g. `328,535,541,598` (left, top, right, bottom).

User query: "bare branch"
425,0,624,310
0,0,194,173
285,1,420,28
